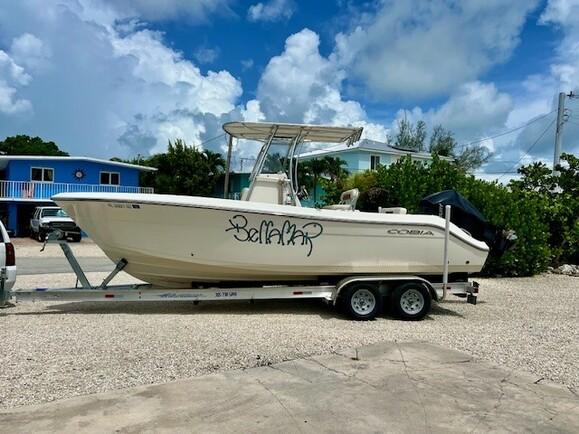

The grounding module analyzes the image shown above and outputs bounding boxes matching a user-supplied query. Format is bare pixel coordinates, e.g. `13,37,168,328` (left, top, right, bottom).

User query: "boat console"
241,173,298,206
223,122,363,208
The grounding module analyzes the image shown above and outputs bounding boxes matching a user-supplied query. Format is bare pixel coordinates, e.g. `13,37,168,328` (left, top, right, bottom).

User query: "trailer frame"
2,208,480,320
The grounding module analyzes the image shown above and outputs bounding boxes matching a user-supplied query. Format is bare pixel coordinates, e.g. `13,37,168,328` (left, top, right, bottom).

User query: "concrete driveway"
1,342,577,433
16,256,113,275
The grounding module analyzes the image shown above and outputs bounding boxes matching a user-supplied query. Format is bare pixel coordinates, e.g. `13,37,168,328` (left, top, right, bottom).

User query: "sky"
0,0,578,179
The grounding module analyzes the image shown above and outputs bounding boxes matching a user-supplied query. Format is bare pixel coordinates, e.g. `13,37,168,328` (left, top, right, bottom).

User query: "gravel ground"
1,273,577,409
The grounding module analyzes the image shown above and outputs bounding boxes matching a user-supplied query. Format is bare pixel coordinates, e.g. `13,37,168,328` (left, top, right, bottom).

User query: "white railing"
0,180,154,200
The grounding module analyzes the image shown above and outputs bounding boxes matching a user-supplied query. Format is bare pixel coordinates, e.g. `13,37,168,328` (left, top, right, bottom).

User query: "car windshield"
42,208,69,218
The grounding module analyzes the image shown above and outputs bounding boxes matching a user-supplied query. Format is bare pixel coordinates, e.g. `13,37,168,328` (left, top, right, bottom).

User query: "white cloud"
540,0,579,92
194,46,220,65
256,29,387,141
0,49,32,115
539,0,579,27
0,50,30,86
428,82,513,140
10,33,51,71
241,100,265,122
333,0,539,99
487,0,579,170
241,58,254,71
100,0,234,22
0,0,242,157
248,0,295,23
389,81,512,144
0,82,32,115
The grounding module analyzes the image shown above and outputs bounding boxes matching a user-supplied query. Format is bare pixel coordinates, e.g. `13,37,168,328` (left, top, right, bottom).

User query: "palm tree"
203,149,226,176
322,156,348,181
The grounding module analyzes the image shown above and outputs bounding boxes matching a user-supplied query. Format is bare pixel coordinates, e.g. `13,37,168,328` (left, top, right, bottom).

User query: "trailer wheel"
341,283,381,321
391,283,431,321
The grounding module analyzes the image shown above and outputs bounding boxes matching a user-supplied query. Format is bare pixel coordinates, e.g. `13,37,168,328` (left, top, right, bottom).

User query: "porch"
0,180,153,201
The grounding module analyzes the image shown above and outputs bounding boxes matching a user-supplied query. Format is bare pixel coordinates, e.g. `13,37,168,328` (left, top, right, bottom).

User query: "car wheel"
37,229,45,242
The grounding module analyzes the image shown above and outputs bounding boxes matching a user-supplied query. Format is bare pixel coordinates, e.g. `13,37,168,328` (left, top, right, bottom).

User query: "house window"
370,155,381,170
31,167,54,182
100,171,120,185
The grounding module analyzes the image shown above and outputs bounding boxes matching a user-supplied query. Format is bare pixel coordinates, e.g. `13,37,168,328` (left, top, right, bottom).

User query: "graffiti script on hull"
226,214,323,257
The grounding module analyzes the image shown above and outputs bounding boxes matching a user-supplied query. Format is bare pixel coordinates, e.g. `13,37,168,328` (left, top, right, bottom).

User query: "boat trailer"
2,206,478,320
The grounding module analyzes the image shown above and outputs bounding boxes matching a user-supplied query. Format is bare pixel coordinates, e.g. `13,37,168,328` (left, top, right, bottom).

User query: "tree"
556,152,579,196
133,139,225,197
204,149,225,176
509,153,579,265
391,119,427,151
427,124,491,171
342,154,554,277
454,145,491,171
0,135,68,156
298,156,348,203
428,125,455,157
322,156,348,181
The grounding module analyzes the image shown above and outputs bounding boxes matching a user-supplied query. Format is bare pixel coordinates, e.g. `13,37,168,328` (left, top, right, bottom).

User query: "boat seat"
323,188,359,211
378,207,407,214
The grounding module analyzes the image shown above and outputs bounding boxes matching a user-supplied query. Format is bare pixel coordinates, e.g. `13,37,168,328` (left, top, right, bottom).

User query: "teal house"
297,138,451,172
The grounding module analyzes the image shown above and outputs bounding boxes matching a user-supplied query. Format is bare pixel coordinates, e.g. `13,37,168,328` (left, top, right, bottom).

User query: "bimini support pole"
223,134,234,199
441,205,451,301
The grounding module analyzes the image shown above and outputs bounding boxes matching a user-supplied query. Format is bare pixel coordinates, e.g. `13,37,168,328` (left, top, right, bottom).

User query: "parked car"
30,206,82,242
0,220,17,293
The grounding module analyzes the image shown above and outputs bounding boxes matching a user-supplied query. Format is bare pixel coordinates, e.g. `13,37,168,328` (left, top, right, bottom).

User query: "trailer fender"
333,275,438,305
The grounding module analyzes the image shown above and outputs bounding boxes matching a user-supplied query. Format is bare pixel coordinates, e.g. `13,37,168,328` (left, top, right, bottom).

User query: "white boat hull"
54,193,490,288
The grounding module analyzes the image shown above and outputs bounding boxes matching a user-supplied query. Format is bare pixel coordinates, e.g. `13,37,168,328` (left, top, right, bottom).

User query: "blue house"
0,156,156,236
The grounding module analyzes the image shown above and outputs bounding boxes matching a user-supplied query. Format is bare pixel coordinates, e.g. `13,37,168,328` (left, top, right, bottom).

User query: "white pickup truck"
30,206,82,242
0,220,17,294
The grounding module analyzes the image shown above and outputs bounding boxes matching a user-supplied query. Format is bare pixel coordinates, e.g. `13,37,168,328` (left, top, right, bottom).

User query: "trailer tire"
391,283,431,321
340,283,381,321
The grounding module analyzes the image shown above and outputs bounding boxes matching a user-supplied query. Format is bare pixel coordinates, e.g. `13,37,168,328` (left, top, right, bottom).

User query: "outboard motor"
419,190,516,257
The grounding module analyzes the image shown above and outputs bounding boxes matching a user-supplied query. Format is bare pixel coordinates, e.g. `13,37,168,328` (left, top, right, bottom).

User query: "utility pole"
553,90,578,172
553,92,566,172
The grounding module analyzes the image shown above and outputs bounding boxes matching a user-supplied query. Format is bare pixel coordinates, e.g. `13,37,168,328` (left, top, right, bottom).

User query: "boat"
53,122,490,288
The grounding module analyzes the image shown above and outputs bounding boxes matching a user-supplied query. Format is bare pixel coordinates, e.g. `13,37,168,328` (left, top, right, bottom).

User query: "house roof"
297,138,454,161
223,122,363,145
0,156,157,172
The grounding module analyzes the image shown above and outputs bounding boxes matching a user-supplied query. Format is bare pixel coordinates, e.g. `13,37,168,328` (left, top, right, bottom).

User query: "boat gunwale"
54,195,490,253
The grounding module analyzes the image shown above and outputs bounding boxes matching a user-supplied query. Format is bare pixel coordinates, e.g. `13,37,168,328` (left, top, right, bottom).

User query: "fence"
0,181,154,200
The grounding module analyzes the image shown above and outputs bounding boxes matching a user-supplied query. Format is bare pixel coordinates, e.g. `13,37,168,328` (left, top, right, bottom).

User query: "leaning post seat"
323,188,360,211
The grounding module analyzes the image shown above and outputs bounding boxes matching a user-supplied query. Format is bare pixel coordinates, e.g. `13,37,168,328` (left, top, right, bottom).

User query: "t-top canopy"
223,122,363,145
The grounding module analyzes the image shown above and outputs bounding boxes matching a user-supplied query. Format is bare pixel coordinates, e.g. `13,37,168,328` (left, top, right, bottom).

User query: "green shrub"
329,154,577,277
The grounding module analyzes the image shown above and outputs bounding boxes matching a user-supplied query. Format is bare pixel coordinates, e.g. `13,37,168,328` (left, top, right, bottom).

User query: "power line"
496,118,556,181
458,109,557,149
197,133,226,148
